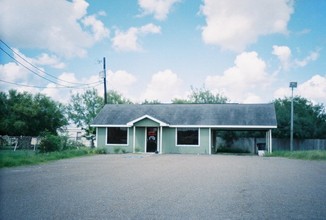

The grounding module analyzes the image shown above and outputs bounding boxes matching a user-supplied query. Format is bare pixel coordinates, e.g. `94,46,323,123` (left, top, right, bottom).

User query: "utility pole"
103,57,107,104
289,82,297,151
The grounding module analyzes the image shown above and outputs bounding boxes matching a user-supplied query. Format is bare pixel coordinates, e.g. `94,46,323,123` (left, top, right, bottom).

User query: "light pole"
289,82,297,151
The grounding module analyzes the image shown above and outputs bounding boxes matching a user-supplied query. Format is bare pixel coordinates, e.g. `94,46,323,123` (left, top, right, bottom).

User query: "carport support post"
133,126,136,153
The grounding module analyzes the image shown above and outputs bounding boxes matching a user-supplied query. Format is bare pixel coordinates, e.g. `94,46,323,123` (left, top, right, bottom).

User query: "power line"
0,39,101,87
0,79,103,90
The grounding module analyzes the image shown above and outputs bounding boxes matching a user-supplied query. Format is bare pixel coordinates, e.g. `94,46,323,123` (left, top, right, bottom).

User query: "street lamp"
289,82,297,151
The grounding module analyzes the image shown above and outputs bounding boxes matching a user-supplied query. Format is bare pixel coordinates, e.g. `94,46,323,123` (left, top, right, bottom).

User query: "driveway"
1,154,325,220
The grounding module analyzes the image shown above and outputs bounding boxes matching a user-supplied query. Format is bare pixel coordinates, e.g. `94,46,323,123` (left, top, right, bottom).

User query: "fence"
214,137,326,153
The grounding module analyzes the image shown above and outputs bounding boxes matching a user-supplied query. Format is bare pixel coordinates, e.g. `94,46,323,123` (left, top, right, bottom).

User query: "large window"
107,127,128,145
177,128,199,146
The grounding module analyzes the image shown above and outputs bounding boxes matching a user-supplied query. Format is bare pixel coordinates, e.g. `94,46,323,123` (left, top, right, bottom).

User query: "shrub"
94,147,108,154
39,133,62,153
114,148,121,154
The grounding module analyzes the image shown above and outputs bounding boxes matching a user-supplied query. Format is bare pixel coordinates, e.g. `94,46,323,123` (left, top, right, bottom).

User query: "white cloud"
82,15,110,41
272,45,292,70
112,24,161,51
294,51,319,67
205,51,273,103
200,0,294,52
0,0,109,58
0,62,30,82
107,70,137,96
138,0,180,20
274,75,326,105
34,53,66,69
272,45,319,70
141,69,184,102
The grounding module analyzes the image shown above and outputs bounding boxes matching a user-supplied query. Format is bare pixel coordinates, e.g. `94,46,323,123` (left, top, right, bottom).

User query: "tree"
0,90,67,136
66,89,104,147
273,96,326,139
142,99,161,104
172,86,228,104
107,90,133,104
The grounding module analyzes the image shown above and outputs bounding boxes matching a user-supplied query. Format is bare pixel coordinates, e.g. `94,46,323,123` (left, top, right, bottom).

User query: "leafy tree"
172,86,228,104
0,90,67,136
273,96,326,139
107,90,133,104
142,99,161,104
66,89,104,148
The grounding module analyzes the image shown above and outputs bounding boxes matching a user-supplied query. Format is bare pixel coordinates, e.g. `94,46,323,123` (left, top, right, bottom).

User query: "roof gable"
127,115,168,127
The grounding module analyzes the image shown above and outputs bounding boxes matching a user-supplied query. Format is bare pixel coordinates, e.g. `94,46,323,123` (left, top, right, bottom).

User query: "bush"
94,147,108,154
39,133,62,153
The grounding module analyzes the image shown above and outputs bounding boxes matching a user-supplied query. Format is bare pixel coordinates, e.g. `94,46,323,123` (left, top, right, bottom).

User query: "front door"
146,127,157,153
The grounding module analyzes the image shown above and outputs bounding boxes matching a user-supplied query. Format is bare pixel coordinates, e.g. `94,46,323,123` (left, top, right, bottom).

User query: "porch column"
160,126,163,154
208,128,212,155
133,126,136,153
266,129,272,153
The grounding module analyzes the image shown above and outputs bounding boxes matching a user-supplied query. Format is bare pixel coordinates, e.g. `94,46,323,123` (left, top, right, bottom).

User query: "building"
91,104,277,154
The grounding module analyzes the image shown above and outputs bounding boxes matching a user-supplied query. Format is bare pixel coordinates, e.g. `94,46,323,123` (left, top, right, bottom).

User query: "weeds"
266,150,326,160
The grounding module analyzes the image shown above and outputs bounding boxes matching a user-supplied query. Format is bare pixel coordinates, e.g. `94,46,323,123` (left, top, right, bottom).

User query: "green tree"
0,90,67,136
107,90,133,104
172,86,228,104
142,99,161,104
66,89,104,147
273,96,326,139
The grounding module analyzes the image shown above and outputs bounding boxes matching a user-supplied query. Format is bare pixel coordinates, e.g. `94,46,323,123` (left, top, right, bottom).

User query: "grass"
266,150,326,160
0,148,98,168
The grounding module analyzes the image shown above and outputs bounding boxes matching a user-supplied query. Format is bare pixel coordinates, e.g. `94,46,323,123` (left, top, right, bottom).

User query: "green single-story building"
91,103,277,154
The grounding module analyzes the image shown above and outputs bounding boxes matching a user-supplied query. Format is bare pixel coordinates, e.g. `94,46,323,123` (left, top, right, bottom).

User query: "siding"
162,128,210,154
97,127,134,153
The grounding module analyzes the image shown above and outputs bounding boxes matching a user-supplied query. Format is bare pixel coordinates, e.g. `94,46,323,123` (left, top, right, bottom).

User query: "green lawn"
0,148,97,168
266,150,326,160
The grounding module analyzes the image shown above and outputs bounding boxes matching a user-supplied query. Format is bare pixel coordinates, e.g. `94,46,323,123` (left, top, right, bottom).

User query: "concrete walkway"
1,154,326,219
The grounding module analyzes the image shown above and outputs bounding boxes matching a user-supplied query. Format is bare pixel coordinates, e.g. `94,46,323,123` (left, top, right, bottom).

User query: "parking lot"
1,154,326,219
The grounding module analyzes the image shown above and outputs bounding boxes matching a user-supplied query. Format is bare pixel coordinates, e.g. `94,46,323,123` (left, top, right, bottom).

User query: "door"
146,127,157,152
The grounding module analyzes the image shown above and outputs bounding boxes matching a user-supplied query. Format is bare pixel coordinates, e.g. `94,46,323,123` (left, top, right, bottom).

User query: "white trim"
170,125,277,129
95,127,98,148
93,124,276,129
127,115,169,126
144,127,147,153
133,126,136,153
175,128,200,147
160,126,163,154
208,128,211,155
106,127,129,146
91,124,130,128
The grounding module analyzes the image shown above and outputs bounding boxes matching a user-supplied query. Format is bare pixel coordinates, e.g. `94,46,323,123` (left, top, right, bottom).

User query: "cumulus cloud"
138,0,180,20
112,24,161,51
200,0,294,52
272,45,319,70
205,51,273,103
274,75,326,105
106,70,137,96
141,69,184,102
82,15,110,41
272,45,292,70
0,0,109,58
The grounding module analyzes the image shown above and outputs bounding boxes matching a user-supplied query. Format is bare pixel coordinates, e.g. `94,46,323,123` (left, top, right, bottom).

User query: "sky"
0,0,326,105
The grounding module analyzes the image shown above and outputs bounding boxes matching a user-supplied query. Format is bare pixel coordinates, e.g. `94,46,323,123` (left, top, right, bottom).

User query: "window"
177,128,199,146
107,127,128,145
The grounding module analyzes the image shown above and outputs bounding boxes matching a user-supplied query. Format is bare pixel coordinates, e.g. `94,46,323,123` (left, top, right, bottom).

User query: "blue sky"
1,0,325,105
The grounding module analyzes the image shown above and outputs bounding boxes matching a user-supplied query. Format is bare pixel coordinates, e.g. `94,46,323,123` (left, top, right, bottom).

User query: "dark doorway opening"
147,127,157,153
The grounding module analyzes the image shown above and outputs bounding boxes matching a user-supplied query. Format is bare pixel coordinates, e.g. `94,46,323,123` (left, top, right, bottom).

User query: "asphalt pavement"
1,154,326,220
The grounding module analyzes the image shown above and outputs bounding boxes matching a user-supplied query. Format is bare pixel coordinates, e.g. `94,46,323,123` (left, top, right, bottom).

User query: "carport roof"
91,103,277,129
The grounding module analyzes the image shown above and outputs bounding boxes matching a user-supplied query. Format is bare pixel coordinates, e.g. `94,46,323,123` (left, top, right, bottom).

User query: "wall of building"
97,127,134,153
162,127,210,154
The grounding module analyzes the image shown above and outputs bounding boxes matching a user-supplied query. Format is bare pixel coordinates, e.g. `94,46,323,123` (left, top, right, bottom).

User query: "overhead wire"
0,39,102,89
0,79,103,90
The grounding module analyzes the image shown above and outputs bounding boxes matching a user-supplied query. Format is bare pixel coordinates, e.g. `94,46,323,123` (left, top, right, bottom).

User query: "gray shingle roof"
92,103,277,129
